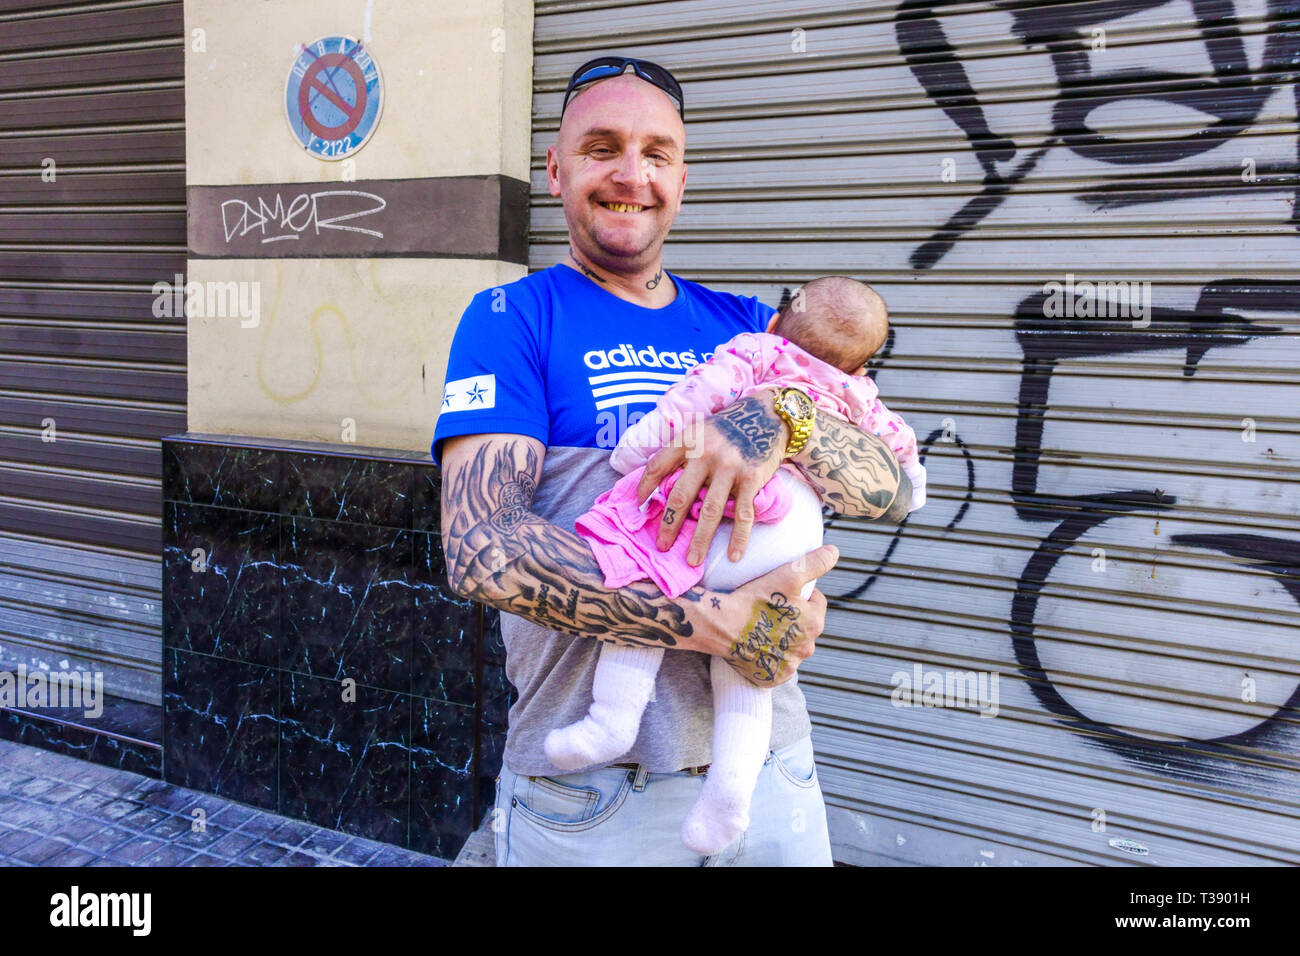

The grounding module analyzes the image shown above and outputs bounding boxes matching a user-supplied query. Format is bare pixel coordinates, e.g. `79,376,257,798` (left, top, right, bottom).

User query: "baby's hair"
775,276,888,373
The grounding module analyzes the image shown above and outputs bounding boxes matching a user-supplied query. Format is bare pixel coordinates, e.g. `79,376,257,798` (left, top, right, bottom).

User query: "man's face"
547,73,687,272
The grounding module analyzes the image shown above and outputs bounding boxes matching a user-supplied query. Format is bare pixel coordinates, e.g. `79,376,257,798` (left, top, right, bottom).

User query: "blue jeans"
492,734,833,866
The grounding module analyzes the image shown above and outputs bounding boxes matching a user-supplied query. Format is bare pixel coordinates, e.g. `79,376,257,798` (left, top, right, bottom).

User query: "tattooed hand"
711,543,839,686
730,592,805,684
637,390,790,566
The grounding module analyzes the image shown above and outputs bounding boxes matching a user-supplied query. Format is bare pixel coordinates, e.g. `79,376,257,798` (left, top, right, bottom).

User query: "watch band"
773,387,815,458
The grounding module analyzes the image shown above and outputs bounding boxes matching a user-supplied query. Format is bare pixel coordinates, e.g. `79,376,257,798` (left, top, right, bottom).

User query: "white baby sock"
544,644,664,771
681,654,774,855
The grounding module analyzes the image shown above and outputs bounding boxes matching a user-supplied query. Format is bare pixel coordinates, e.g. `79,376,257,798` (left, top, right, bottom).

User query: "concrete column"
182,0,533,450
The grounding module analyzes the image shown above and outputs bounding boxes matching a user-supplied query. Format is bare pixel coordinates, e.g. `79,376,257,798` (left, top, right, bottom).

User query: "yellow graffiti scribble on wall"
255,261,427,407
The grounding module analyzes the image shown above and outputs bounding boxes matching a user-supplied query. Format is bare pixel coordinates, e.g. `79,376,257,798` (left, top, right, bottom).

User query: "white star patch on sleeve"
440,374,496,412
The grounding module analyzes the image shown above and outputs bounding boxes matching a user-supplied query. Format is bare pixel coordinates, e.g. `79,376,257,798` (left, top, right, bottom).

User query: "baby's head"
766,276,888,376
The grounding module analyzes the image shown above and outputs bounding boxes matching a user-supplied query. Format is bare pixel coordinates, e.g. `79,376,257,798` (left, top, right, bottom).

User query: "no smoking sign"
285,35,383,161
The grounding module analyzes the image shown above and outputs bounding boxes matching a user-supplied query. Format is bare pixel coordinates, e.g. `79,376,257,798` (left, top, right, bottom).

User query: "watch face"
782,390,814,419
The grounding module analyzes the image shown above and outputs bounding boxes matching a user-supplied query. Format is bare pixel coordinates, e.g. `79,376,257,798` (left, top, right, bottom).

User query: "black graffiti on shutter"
890,0,1300,777
1008,280,1296,779
1014,521,1300,780
1012,508,1300,776
1011,280,1286,520
895,0,1300,269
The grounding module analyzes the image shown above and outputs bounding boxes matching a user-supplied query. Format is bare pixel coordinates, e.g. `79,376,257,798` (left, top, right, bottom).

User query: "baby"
547,276,927,855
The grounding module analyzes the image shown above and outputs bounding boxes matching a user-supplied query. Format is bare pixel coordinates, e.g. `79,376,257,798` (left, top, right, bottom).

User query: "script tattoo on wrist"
712,397,782,464
443,438,699,648
729,591,802,685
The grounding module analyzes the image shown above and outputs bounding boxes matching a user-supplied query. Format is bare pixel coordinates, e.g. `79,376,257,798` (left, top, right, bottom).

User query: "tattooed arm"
636,390,911,566
439,432,839,686
791,409,913,523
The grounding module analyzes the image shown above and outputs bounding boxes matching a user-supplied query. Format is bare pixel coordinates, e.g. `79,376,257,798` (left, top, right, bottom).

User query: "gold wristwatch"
772,387,816,458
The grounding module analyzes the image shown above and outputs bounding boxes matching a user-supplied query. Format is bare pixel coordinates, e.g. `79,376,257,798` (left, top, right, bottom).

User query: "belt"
610,761,710,776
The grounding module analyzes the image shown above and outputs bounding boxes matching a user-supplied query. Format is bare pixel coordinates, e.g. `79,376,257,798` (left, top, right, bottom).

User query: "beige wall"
184,0,533,185
183,0,533,451
185,257,524,449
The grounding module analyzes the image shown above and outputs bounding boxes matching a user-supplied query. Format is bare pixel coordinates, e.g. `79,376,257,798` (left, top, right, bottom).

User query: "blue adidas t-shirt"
432,263,778,465
429,263,817,776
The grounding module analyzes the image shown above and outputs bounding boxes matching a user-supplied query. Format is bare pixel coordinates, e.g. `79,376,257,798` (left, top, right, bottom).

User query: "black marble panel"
412,467,442,533
3,693,161,744
280,518,414,694
409,697,475,857
282,453,412,529
279,672,409,846
477,725,507,824
163,440,280,513
163,503,279,667
412,531,477,706
481,661,514,733
162,649,278,810
483,605,506,665
0,707,161,778
157,433,493,859
477,607,513,834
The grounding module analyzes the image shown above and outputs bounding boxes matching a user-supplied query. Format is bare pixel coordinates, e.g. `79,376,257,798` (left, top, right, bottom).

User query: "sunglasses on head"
561,56,684,119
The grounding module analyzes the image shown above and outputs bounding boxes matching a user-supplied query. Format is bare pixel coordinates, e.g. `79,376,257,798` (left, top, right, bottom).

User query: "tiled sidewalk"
0,740,449,867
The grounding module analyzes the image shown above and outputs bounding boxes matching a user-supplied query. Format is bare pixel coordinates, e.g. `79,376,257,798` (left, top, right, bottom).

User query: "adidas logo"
582,343,707,371
585,343,711,446
585,342,712,413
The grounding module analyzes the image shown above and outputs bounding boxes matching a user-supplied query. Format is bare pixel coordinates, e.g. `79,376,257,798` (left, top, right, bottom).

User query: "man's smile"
598,201,648,213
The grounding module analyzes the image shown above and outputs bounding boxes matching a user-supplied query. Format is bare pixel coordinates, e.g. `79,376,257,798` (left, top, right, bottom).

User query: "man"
432,56,911,866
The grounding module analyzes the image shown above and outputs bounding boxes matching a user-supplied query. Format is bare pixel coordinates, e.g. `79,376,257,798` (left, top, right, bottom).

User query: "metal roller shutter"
0,0,186,704
532,0,1300,864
